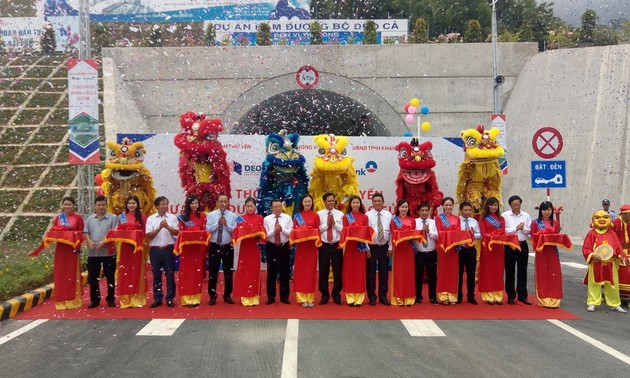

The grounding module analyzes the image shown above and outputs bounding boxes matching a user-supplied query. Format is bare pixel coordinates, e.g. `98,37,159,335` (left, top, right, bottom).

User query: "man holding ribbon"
264,199,294,304
366,192,393,306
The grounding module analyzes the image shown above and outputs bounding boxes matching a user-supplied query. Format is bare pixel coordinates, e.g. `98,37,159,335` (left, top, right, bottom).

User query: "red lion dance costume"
174,112,231,212
395,138,443,217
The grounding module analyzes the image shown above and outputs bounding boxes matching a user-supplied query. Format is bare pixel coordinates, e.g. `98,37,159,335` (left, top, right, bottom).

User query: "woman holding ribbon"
530,201,564,308
341,195,372,306
176,195,208,307
233,197,266,306
435,197,465,305
291,195,321,307
390,199,419,307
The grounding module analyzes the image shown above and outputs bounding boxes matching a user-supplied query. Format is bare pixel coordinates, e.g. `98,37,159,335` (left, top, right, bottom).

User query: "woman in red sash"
478,197,510,305
113,195,147,308
292,195,321,307
341,196,370,306
233,197,265,306
176,195,207,307
52,197,84,310
390,199,417,306
530,201,563,308
435,197,462,305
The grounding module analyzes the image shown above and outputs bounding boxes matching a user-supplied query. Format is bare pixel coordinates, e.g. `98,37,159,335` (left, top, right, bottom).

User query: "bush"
203,23,216,46
363,20,377,44
412,18,428,44
464,20,484,43
41,23,56,54
149,24,163,47
257,22,272,46
310,21,323,45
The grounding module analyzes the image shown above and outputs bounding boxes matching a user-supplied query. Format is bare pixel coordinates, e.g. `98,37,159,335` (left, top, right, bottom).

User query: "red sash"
483,234,520,252
30,230,83,256
103,229,145,253
290,227,322,247
532,233,573,252
438,229,473,253
174,230,210,256
339,226,374,248
232,225,266,245
392,229,426,246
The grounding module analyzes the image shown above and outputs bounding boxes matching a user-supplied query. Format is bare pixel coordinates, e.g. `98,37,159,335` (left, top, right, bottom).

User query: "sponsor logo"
232,161,262,176
357,160,378,175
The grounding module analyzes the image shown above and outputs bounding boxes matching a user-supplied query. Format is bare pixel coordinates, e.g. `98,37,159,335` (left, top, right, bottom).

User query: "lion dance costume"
256,130,308,217
456,125,505,211
308,134,359,211
395,138,443,217
174,112,231,212
101,137,156,216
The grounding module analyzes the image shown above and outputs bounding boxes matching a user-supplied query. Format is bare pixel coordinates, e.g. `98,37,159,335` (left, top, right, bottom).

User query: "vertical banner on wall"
491,114,507,175
68,59,100,164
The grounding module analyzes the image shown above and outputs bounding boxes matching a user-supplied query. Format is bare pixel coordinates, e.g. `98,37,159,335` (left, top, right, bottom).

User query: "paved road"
1,247,628,378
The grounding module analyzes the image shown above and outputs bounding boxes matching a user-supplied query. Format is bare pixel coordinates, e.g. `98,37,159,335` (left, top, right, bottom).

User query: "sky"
543,0,630,25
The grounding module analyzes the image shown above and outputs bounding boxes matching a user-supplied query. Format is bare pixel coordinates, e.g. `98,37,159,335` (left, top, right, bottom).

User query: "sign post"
532,127,565,203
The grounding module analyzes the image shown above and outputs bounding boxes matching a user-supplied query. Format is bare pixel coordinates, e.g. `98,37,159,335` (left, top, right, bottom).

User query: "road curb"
0,272,88,321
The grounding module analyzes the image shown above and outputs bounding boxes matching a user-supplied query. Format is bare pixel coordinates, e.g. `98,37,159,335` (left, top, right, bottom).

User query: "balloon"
95,174,103,186
403,131,412,137
420,106,430,115
421,122,431,132
410,98,420,108
407,106,416,114
403,104,410,113
405,114,414,124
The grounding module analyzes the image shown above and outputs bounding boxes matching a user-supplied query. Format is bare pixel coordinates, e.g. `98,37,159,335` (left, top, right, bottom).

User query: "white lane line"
0,319,48,346
281,319,299,378
548,319,630,365
561,262,587,269
401,319,446,337
136,319,185,336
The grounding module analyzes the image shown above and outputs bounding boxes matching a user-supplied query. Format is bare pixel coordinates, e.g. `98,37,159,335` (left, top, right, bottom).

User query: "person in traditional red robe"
435,197,463,305
113,195,148,308
390,199,417,306
233,197,265,306
478,197,513,305
51,197,84,310
530,201,563,308
176,195,207,307
612,204,630,303
291,195,321,307
341,196,370,306
583,210,628,313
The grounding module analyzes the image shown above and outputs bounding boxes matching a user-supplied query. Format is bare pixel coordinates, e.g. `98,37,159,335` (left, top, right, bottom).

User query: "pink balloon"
407,106,417,114
405,114,414,124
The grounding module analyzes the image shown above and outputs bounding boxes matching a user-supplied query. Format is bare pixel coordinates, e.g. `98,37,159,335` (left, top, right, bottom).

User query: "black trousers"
458,246,477,299
367,244,390,300
208,243,234,299
318,242,343,300
149,246,176,302
87,255,116,303
505,241,529,301
266,242,291,300
414,250,437,301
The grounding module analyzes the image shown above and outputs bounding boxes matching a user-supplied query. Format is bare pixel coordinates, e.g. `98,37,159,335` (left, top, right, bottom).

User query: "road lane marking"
561,262,587,269
401,319,446,337
0,319,48,346
281,319,299,378
548,319,630,365
136,319,185,336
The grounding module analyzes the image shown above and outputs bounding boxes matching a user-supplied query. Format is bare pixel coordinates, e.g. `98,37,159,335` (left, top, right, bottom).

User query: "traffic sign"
532,127,563,159
531,160,566,188
296,65,319,89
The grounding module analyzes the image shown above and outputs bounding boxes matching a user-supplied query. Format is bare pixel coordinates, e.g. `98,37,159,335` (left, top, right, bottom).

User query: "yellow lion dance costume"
456,125,505,211
101,137,156,216
309,134,360,211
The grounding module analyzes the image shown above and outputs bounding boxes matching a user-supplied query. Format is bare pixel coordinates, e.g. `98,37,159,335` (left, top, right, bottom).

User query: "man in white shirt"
602,199,618,220
457,202,482,305
366,192,393,306
264,199,293,305
146,196,179,308
502,195,533,305
206,193,238,305
317,192,344,305
413,202,438,305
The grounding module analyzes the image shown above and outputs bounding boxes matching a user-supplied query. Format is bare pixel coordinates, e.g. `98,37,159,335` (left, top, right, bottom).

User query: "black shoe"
496,301,503,305
380,298,391,306
468,298,478,305
107,300,116,308
369,298,376,306
149,301,162,308
456,299,463,304
224,296,235,304
507,299,515,305
167,301,175,308
266,298,275,305
415,297,422,304
281,298,291,305
319,296,329,305
208,298,217,306
430,299,439,305
87,302,99,309
333,296,342,305
349,303,355,307
518,298,533,305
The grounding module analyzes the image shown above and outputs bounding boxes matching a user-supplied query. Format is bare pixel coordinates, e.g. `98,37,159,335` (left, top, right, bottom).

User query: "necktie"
327,211,334,242
274,216,281,244
217,212,224,244
422,220,428,247
377,212,384,242
464,218,470,230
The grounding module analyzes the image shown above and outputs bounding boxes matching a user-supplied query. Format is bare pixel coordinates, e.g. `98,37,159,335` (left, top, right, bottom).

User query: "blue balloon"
420,106,430,115
403,131,412,137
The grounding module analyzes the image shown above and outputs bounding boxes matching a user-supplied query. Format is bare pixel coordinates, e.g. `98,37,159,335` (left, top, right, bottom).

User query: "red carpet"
15,271,579,321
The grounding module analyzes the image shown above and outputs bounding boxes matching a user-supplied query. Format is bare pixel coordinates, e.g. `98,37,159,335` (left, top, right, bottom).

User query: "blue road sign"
531,160,566,188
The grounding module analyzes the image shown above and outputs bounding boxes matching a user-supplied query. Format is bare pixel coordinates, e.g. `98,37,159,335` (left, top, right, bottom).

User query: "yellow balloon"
421,122,431,132
410,98,420,108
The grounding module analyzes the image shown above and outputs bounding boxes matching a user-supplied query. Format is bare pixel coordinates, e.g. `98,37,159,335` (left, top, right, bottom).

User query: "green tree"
593,26,619,46
203,23,216,46
412,18,428,43
257,22,272,46
40,22,56,54
464,19,484,42
363,20,378,44
581,9,598,43
91,23,114,56
310,21,323,45
149,24,163,47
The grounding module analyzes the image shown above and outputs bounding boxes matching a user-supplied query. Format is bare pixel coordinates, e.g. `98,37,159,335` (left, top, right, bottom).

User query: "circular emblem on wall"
296,65,319,89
